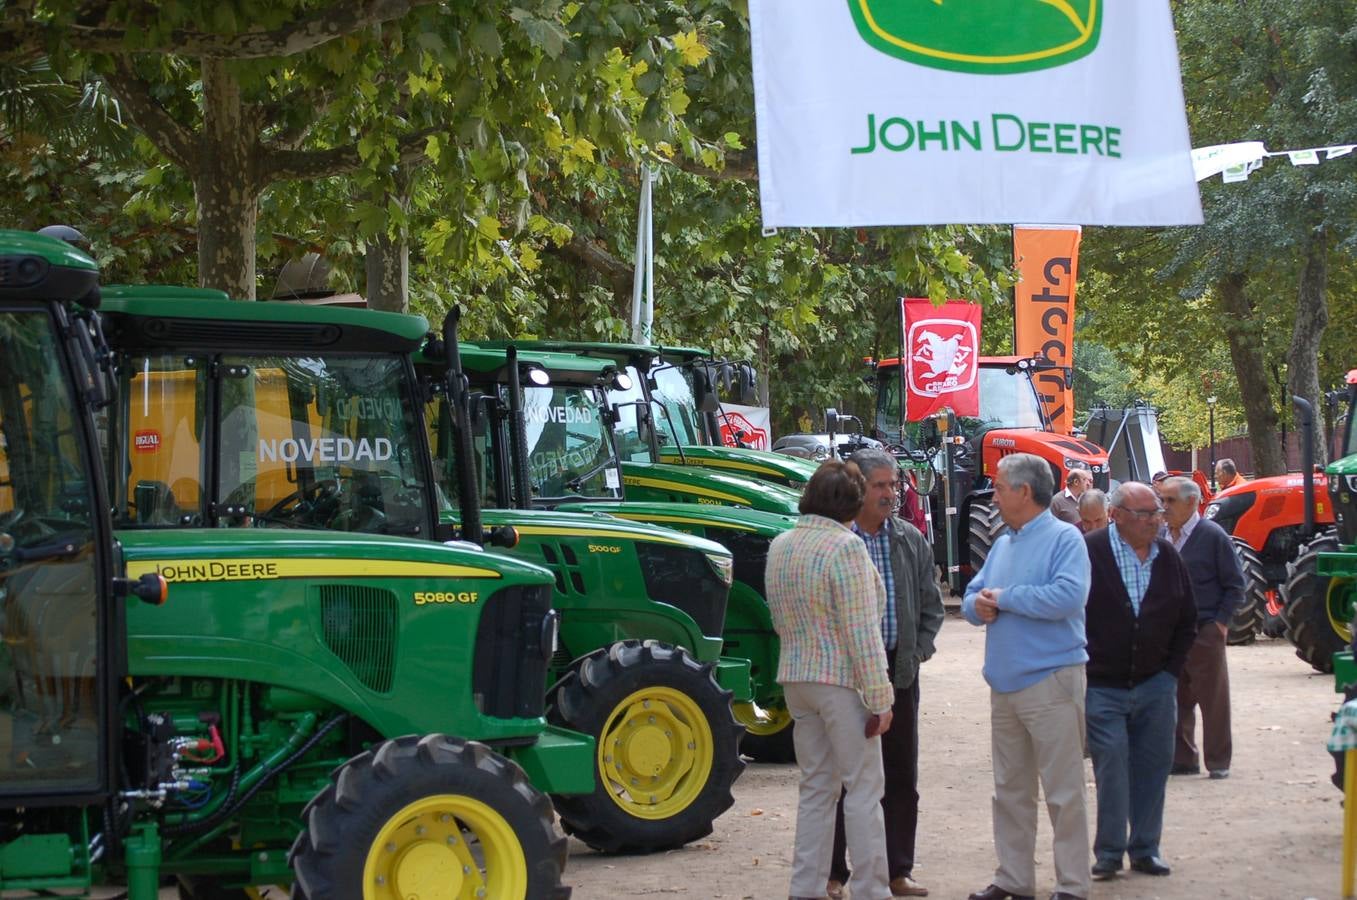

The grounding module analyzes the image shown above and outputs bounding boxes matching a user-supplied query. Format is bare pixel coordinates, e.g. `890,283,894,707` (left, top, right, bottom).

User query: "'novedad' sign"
748,1,1202,227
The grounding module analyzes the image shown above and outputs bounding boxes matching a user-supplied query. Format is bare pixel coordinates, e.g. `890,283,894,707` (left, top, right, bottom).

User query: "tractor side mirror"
693,369,720,413
736,363,758,405
824,407,840,433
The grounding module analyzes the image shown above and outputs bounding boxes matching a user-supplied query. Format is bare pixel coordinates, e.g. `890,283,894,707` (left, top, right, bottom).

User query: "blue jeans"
1086,671,1178,865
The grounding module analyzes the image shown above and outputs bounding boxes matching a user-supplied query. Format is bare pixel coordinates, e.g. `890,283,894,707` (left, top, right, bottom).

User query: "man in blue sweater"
963,453,1091,900
1159,476,1243,779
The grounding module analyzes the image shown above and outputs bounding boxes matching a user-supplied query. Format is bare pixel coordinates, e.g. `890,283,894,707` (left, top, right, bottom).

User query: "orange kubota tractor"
869,355,1110,593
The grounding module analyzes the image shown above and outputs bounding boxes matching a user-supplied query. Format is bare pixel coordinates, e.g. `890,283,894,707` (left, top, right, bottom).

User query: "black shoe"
1130,855,1171,876
1209,768,1230,779
967,886,1035,900
1169,763,1200,775
1050,894,1087,900
1091,858,1121,880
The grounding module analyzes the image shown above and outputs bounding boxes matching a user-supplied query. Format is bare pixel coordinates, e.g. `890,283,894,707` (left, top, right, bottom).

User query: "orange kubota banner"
1013,225,1081,434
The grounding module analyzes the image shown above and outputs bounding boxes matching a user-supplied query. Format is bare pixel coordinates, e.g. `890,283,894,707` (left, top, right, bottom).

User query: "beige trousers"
784,681,891,900
989,665,1091,898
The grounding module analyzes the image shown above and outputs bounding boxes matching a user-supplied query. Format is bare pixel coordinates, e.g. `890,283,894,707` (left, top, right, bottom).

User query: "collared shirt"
1109,520,1159,616
853,518,896,650
1166,511,1200,552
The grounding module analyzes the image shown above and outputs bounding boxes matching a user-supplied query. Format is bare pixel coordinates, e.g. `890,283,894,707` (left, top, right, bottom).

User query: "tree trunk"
195,59,260,298
365,233,409,312
1216,273,1286,475
1286,229,1330,466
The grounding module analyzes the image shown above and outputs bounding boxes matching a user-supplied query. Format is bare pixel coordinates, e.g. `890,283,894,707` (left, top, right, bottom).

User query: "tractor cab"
0,231,117,816
473,340,817,490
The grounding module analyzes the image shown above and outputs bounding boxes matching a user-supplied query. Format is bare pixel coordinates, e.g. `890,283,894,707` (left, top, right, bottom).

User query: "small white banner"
717,404,772,450
748,1,1203,227
1192,142,1266,182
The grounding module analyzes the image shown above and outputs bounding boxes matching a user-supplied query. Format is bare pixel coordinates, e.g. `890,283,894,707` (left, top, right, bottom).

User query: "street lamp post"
1207,396,1218,491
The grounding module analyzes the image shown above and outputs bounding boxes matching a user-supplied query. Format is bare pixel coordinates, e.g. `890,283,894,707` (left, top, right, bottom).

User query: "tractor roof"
99,290,429,353
475,340,710,366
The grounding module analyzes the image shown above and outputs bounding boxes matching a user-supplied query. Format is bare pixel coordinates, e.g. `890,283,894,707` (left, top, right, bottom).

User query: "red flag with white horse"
902,298,981,421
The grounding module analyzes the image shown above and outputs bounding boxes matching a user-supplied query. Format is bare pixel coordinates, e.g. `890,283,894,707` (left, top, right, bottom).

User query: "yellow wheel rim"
1327,576,1356,644
732,701,792,737
598,686,713,820
362,794,527,900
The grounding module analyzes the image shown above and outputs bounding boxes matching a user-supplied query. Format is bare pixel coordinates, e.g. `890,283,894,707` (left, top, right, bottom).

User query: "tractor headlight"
1347,474,1357,494
539,609,560,661
1203,502,1220,520
705,552,734,587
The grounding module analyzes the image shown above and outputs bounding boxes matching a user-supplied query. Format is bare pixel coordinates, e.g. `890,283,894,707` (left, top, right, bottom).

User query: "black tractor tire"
177,878,257,899
289,734,568,900
546,639,745,853
1283,534,1345,674
967,500,1001,577
1227,538,1269,645
734,699,795,764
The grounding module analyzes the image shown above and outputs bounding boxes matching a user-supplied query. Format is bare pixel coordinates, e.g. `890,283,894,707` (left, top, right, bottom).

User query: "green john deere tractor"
431,344,803,763
475,341,817,491
1288,373,1357,673
0,229,591,898
98,291,746,854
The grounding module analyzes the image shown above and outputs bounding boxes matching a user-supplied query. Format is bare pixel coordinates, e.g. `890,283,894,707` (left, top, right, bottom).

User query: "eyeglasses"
1118,505,1165,520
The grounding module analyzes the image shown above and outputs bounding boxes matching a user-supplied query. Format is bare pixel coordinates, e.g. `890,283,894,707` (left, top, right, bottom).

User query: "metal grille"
318,585,398,693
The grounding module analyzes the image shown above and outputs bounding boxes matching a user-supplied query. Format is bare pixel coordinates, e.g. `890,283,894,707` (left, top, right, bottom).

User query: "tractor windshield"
0,309,103,794
116,352,430,536
217,354,428,536
877,364,1045,444
521,385,623,501
607,366,655,462
651,366,702,446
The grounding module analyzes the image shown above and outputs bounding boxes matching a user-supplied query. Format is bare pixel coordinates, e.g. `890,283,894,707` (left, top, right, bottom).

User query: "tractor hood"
980,428,1110,485
1203,472,1334,536
117,526,556,585
656,444,817,488
462,506,734,559
1327,454,1357,546
557,500,798,539
619,461,802,515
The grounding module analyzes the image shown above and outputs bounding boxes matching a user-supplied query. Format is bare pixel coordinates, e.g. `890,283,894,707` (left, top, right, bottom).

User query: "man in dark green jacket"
827,449,946,898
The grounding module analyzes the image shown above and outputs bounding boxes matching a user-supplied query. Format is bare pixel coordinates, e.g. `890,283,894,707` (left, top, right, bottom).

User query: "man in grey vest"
826,449,945,898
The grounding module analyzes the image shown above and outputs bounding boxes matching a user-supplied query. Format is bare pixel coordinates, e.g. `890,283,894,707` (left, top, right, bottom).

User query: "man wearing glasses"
1158,476,1243,780
1083,482,1197,883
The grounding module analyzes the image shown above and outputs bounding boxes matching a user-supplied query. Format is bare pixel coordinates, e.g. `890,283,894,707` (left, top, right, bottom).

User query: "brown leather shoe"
891,874,928,896
967,886,1034,900
826,880,846,900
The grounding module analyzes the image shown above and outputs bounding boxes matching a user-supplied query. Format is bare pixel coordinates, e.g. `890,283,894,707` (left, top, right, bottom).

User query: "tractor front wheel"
547,640,745,853
1283,534,1349,674
734,699,795,764
1227,538,1269,645
289,734,568,900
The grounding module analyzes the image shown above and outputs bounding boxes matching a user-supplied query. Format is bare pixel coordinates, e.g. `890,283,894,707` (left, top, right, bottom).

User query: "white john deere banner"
748,1,1202,227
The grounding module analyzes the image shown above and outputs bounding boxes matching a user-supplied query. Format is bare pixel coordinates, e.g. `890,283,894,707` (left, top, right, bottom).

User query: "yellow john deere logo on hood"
848,0,1101,75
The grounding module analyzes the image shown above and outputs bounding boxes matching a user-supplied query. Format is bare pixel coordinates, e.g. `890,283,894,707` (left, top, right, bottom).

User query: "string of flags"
1192,141,1356,183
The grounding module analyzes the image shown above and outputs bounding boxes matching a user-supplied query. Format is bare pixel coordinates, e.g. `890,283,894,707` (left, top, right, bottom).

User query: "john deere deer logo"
848,0,1101,75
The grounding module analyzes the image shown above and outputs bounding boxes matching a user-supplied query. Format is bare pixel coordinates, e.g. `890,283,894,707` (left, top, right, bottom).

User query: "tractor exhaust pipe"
443,308,483,545
1294,395,1316,538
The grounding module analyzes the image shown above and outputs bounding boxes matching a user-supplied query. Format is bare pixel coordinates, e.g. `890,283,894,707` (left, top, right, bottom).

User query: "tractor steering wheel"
260,479,342,527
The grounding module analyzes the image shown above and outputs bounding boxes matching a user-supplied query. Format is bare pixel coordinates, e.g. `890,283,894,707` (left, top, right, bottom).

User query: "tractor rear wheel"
734,699,795,763
1227,538,1269,645
967,500,1001,578
546,639,745,853
1283,534,1349,674
289,734,568,900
